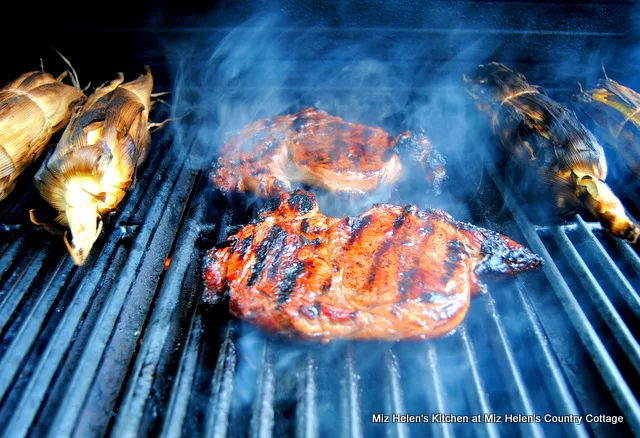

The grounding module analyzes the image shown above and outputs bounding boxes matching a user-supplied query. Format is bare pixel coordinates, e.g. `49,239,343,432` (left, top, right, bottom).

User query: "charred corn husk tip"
33,67,155,265
571,171,639,243
0,69,85,201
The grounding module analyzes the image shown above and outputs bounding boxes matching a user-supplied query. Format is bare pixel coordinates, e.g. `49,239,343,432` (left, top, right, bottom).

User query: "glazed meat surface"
211,108,446,197
203,190,541,341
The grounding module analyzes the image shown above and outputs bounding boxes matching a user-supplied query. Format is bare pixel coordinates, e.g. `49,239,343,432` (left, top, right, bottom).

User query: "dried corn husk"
464,62,639,243
33,67,154,265
574,76,640,180
0,69,85,200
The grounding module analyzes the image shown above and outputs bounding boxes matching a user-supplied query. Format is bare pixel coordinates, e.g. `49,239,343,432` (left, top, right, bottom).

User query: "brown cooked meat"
203,190,541,341
211,107,446,197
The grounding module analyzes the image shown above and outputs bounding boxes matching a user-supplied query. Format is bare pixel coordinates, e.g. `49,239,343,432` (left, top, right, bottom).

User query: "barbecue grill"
1,1,639,437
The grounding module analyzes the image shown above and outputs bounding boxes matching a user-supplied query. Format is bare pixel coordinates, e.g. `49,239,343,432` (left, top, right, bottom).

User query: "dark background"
1,0,639,94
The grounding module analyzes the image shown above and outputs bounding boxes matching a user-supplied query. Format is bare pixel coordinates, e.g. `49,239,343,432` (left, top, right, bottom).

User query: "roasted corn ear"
33,67,155,265
574,75,640,180
0,69,85,200
464,62,639,243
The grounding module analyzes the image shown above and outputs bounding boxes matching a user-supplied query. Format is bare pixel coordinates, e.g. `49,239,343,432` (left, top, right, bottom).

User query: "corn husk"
574,76,640,180
33,67,154,265
0,70,85,200
464,62,639,243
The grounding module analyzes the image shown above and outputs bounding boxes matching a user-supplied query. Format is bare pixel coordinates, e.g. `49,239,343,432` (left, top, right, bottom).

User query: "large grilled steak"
211,108,446,197
203,190,541,341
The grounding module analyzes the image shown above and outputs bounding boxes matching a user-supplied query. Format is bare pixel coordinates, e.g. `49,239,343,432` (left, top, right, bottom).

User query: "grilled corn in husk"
464,62,639,243
33,67,154,265
0,70,85,200
574,75,640,181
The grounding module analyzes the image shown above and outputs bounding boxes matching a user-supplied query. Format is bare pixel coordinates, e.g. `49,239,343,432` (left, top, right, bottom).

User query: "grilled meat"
203,190,541,341
464,62,639,243
574,75,640,181
33,67,156,265
211,107,446,197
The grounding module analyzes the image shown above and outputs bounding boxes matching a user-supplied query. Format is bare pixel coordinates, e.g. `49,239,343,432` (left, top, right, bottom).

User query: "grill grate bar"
0,237,27,280
553,228,640,375
425,344,453,438
574,216,640,318
111,197,206,436
341,348,363,438
486,165,640,435
1,231,130,438
613,236,640,273
383,350,408,438
0,257,73,401
160,315,203,438
48,139,200,436
457,326,500,438
204,323,238,438
250,344,275,438
295,353,318,438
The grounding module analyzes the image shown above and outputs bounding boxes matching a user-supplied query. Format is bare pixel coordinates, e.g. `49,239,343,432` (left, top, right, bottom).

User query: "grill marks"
345,214,373,249
367,205,414,286
277,260,305,305
248,225,288,287
442,239,463,285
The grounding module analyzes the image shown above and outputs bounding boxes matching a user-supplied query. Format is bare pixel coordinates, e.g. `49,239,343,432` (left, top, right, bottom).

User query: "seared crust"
211,108,446,197
203,190,541,341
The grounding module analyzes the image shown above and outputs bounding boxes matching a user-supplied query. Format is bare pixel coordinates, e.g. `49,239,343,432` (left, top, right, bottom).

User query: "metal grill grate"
1,129,639,437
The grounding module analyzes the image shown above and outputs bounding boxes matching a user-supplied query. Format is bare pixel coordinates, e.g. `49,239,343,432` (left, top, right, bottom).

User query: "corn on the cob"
0,69,85,200
33,67,155,265
464,62,639,243
574,75,640,180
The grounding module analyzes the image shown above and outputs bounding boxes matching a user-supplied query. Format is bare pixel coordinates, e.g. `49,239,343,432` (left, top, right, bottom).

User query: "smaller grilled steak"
203,190,541,341
211,108,446,197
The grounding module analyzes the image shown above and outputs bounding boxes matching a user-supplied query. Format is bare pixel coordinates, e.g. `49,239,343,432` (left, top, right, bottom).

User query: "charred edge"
277,260,306,306
442,239,463,284
248,225,288,287
256,198,282,219
300,303,320,319
287,190,315,214
238,235,254,259
345,214,373,249
292,115,310,132
394,205,415,230
214,237,237,250
478,232,542,276
392,130,426,163
300,218,310,233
